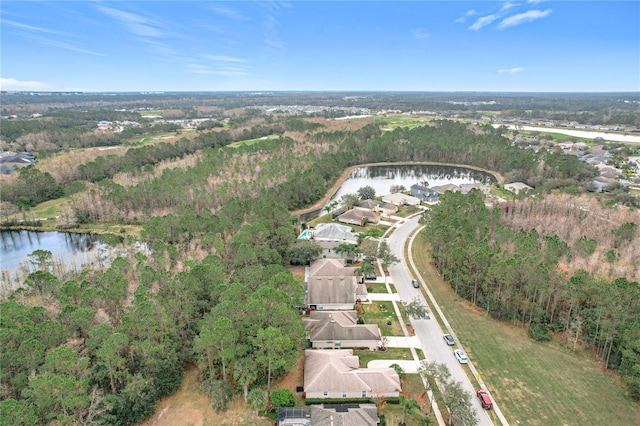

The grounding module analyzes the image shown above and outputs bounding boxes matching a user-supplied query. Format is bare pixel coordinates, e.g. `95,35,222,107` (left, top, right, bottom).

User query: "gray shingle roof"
304,349,401,395
307,276,359,305
304,311,381,342
311,404,379,426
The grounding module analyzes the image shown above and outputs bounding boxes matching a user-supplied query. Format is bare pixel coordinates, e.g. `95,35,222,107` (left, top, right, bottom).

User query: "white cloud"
501,2,517,12
498,9,552,29
96,6,163,38
469,14,500,31
203,55,248,63
411,29,430,40
187,64,214,75
208,5,248,21
527,0,547,4
454,9,476,24
498,67,525,74
0,77,51,91
2,19,68,36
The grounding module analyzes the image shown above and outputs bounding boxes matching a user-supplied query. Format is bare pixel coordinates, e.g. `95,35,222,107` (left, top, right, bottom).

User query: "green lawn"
353,348,415,368
228,134,279,148
394,205,424,218
366,282,395,293
411,234,640,426
381,374,435,426
376,114,434,131
361,301,403,336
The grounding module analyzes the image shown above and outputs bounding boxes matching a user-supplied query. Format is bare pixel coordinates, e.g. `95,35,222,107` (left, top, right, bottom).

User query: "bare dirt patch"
140,364,271,426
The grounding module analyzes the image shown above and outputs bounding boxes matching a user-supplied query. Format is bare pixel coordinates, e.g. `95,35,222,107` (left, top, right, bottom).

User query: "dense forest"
2,119,601,224
422,191,640,399
0,197,305,425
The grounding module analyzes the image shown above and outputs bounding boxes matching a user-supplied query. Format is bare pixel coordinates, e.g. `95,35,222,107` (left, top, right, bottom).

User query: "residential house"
430,183,461,194
277,407,311,426
306,259,368,310
313,223,359,245
304,349,401,399
312,223,359,259
409,184,439,203
337,209,381,226
278,405,379,426
306,276,362,310
356,199,398,217
303,310,381,350
504,182,533,194
381,192,421,206
310,404,379,426
459,182,490,195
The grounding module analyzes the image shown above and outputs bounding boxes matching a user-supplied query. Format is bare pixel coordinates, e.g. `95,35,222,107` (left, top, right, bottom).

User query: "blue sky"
1,1,639,92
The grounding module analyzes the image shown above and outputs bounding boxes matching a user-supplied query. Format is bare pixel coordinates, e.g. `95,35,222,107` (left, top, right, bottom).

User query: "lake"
1,231,107,282
302,163,496,220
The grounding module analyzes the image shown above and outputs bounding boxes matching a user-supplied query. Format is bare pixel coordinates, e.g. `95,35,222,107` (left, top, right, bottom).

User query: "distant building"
381,192,421,206
504,182,533,194
410,184,439,203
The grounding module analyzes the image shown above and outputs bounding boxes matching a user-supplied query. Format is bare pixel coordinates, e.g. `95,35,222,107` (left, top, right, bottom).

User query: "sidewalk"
384,335,422,348
367,359,421,374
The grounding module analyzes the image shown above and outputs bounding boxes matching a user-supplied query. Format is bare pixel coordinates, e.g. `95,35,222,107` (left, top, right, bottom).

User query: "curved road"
385,215,502,426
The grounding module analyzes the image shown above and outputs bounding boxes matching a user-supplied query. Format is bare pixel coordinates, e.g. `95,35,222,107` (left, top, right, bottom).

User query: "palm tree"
355,261,375,278
400,395,420,425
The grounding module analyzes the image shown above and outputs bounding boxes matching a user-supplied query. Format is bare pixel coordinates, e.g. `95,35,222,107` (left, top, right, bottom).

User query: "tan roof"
357,199,381,209
304,349,401,395
381,192,421,205
307,276,359,305
338,208,381,223
309,258,358,278
304,311,381,342
459,182,488,194
430,183,461,194
311,404,379,426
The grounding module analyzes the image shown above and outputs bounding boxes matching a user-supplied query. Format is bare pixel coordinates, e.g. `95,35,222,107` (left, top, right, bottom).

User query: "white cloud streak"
202,55,248,63
469,14,500,31
208,5,248,21
454,9,476,24
498,67,525,74
96,6,164,38
498,9,552,29
2,19,69,36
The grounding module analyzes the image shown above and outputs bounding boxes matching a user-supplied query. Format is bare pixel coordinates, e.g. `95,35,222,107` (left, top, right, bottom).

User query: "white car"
454,349,468,364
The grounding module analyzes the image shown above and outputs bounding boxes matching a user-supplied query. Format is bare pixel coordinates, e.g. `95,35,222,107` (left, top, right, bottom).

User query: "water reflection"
301,164,495,220
1,231,105,273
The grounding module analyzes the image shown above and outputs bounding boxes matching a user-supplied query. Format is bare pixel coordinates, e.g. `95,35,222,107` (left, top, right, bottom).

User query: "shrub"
528,323,552,341
270,389,295,408
200,379,232,412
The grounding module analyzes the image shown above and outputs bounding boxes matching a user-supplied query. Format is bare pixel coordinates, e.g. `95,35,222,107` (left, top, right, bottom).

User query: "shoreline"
289,161,503,217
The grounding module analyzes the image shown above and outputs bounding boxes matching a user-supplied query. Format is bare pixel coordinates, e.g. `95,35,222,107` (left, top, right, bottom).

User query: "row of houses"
280,258,401,424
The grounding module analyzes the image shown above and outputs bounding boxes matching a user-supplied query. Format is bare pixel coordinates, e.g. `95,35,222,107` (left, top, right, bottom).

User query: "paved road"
386,215,495,426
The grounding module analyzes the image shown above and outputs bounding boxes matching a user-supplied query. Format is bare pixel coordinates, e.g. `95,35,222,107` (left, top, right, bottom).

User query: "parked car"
443,334,455,346
365,274,377,280
476,389,493,409
412,279,419,288
454,349,468,364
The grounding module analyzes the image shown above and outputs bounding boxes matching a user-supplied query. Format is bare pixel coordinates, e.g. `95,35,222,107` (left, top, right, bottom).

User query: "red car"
476,389,493,409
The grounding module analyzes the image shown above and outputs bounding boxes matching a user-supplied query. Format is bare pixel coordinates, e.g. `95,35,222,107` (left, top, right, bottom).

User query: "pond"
302,163,496,220
1,231,108,285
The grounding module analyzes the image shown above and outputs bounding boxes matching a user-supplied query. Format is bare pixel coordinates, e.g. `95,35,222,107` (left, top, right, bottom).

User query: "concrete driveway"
367,359,421,374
